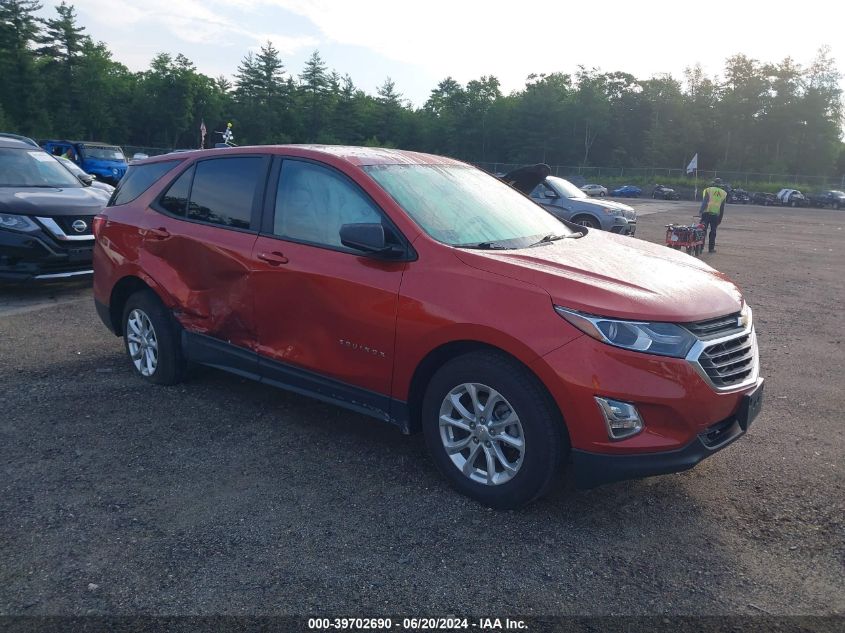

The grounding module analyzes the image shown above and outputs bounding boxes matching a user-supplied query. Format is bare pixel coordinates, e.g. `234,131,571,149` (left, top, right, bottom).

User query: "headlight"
601,207,623,216
0,213,40,232
555,306,696,358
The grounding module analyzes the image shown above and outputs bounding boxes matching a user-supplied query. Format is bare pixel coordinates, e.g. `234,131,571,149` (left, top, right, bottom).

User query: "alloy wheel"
126,308,158,377
438,383,525,486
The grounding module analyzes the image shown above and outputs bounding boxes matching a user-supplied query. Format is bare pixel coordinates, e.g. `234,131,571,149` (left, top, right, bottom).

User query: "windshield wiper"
528,232,583,247
454,241,510,250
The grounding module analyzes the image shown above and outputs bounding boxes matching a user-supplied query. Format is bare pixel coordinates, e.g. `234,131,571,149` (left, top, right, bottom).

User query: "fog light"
594,397,643,440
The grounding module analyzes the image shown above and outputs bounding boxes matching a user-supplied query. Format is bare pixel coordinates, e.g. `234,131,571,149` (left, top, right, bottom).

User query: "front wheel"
422,351,567,509
122,289,186,385
599,191,606,197
572,215,601,230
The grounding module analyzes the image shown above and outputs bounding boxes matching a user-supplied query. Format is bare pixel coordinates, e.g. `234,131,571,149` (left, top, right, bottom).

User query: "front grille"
52,215,95,236
698,333,755,388
684,312,742,339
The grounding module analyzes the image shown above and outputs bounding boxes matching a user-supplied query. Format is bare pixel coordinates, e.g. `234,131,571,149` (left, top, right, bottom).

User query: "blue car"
40,140,128,184
611,184,642,198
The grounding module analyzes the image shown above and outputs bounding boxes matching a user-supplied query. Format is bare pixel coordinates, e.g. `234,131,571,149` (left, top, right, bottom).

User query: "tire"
599,191,606,197
421,351,567,509
122,289,186,385
572,215,601,230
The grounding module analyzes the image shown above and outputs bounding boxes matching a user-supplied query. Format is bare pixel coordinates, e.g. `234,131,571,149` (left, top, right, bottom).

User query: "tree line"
2,0,843,176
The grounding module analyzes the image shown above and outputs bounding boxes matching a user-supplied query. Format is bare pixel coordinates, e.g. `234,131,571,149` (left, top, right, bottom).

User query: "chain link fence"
474,162,845,190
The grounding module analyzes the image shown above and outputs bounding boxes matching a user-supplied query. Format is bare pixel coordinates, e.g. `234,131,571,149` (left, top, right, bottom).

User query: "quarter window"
274,160,383,249
110,160,181,206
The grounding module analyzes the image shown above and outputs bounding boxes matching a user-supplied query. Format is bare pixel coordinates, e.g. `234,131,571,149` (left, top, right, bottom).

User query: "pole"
695,169,699,200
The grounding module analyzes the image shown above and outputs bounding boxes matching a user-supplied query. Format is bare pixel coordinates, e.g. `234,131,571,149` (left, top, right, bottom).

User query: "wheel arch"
404,340,567,441
107,274,174,335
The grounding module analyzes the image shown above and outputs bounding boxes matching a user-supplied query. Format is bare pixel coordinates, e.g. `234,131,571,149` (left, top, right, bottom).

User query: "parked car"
507,166,636,234
776,188,809,207
56,155,115,197
132,153,150,160
40,139,128,184
93,146,763,508
610,184,642,198
0,137,108,282
808,190,845,209
751,192,780,206
727,188,751,204
0,132,39,147
652,184,680,200
580,183,607,197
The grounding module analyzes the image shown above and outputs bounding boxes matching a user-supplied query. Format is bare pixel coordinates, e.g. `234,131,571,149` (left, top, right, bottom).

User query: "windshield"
0,148,81,187
547,176,587,199
364,164,572,249
82,145,125,161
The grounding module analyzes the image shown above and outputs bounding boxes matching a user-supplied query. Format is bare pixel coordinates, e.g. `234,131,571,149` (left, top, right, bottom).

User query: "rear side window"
159,166,194,216
187,157,262,229
109,160,181,206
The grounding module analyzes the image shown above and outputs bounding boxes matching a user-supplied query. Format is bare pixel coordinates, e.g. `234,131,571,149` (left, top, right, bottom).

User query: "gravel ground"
0,201,843,617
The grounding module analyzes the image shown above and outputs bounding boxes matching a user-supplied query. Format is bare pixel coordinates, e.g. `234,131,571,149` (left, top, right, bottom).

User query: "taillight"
92,214,106,238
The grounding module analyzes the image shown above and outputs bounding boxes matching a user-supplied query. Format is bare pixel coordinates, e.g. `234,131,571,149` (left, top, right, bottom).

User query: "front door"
251,158,406,414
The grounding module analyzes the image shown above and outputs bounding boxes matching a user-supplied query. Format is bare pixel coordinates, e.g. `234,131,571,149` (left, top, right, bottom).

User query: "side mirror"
78,174,94,186
544,191,559,199
340,223,405,258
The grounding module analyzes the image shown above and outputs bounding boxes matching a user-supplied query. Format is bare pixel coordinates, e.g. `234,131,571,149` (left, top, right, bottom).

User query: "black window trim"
260,155,417,261
149,153,272,235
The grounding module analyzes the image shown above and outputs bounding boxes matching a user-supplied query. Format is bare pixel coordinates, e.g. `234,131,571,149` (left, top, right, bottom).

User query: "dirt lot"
0,201,843,617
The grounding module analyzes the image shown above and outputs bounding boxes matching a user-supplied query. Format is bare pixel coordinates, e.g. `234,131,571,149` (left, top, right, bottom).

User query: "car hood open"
455,231,742,323
500,164,551,195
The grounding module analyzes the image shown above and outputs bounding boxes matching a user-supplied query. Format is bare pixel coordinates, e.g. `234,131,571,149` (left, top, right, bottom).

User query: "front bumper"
572,378,763,488
609,217,636,236
0,228,94,282
530,328,762,487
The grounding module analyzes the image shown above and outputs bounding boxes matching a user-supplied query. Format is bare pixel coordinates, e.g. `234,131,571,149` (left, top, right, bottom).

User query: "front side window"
364,164,571,249
187,157,262,230
110,160,181,206
274,160,383,248
0,149,81,188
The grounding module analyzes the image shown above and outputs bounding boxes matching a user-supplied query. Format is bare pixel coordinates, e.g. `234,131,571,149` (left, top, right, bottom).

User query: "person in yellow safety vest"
700,178,727,253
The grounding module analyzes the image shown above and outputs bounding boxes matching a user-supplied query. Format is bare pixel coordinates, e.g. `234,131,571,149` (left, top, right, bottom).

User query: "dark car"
728,188,751,204
0,137,107,282
809,190,845,209
652,184,680,200
0,132,39,147
751,192,780,206
610,184,642,198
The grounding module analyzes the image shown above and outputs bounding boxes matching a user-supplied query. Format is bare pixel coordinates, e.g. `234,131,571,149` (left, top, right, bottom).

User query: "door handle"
257,251,289,266
147,227,170,240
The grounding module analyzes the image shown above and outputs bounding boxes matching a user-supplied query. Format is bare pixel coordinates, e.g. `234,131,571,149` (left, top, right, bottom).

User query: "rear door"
141,154,270,371
250,157,407,415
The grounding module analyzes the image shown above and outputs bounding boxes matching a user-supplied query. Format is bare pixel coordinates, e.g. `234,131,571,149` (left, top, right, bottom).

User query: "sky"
39,0,845,107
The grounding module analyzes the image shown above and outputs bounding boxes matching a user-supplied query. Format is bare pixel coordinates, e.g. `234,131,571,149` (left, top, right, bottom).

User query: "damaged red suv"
93,146,763,508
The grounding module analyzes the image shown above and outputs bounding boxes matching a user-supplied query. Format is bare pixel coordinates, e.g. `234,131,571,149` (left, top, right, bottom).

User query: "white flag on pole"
686,153,698,174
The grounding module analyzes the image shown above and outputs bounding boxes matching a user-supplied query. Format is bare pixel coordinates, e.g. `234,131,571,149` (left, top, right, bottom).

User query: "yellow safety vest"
702,186,726,214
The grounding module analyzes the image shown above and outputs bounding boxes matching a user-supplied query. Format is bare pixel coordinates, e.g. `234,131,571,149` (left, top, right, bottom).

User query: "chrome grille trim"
685,315,760,393
683,312,743,339
36,216,95,242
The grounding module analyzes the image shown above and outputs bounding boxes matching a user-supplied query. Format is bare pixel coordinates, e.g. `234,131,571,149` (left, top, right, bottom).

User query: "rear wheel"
122,289,186,385
422,351,567,509
599,191,606,197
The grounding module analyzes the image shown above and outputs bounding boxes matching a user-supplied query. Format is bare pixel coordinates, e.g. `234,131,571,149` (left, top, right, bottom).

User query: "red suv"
93,146,764,508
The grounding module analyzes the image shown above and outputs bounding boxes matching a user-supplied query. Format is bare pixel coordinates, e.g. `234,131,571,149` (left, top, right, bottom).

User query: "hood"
0,186,108,217
454,231,742,322
500,164,551,195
